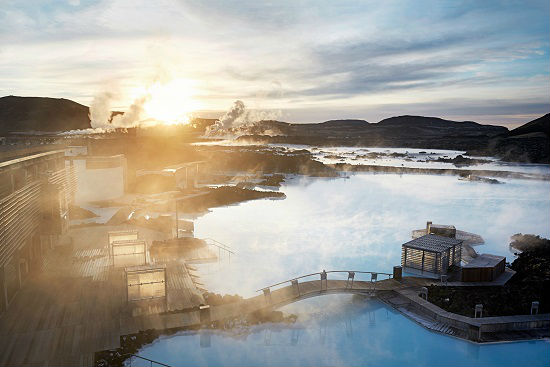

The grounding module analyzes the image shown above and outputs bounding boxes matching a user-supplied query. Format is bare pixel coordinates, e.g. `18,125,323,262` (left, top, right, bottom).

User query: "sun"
142,78,201,126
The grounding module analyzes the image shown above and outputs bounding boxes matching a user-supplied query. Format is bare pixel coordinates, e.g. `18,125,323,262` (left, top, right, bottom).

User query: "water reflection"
132,295,550,366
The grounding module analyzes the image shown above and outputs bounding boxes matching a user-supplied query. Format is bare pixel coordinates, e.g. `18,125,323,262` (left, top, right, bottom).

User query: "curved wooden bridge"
257,270,394,306
207,270,402,322
120,270,409,336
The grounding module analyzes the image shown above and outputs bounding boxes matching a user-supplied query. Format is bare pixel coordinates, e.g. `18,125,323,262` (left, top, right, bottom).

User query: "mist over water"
194,173,550,296
133,295,550,366
136,165,550,366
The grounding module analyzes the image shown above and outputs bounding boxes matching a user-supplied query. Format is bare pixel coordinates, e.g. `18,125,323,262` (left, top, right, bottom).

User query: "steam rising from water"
89,91,152,129
206,100,281,137
60,92,154,135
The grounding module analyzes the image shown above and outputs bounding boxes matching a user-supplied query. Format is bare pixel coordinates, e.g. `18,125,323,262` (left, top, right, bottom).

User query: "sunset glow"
142,78,201,125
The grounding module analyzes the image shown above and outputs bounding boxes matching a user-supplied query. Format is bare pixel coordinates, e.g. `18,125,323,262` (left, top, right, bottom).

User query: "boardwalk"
0,224,210,367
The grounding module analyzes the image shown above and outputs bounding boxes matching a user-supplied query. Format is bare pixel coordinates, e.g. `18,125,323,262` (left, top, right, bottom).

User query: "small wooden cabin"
402,234,463,277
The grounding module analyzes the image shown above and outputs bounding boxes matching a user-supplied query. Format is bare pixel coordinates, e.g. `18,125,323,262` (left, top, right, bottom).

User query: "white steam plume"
206,100,281,136
89,91,151,130
89,91,115,128
110,95,149,128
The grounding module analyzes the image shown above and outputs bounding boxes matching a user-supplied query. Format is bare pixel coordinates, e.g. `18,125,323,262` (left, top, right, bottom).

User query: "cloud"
0,0,548,124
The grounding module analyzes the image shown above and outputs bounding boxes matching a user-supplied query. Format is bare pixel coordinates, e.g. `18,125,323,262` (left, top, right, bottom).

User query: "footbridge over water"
120,269,413,337
204,270,405,322
258,270,395,305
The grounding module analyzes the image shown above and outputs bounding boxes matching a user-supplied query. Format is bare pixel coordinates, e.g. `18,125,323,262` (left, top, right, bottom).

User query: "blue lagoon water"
134,167,550,366
131,296,549,366
192,173,550,296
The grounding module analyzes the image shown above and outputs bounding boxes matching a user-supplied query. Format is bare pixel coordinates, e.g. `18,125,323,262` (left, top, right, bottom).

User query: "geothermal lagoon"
131,296,549,366
132,148,550,366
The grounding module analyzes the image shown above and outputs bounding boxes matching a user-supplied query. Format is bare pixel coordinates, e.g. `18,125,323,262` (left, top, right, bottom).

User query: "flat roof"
402,234,463,253
125,264,166,273
430,224,455,229
463,253,505,268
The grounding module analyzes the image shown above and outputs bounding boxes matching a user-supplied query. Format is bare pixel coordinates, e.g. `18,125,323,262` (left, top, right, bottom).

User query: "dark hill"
0,96,91,133
2,95,547,162
245,115,510,151
509,113,550,137
467,114,550,163
377,115,507,136
317,119,370,128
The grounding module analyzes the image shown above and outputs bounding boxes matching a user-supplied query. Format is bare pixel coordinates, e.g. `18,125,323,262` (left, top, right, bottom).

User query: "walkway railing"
124,353,172,367
256,270,393,293
203,238,235,262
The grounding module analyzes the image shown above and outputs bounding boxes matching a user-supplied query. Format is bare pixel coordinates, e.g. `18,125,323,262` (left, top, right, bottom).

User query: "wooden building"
402,234,463,277
0,150,76,313
461,254,505,282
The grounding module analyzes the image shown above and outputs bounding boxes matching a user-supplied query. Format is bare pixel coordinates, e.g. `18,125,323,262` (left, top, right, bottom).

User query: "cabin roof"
430,224,455,229
402,234,462,253
463,253,505,268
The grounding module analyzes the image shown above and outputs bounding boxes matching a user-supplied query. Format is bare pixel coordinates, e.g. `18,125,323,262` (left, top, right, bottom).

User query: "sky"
0,0,549,127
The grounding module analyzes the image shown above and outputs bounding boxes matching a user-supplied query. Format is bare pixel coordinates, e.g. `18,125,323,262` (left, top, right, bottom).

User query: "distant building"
65,154,127,204
136,161,204,191
401,234,463,278
426,221,456,238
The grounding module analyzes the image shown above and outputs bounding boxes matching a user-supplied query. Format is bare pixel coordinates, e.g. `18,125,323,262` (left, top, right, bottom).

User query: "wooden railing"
203,238,235,262
123,353,172,367
256,270,393,293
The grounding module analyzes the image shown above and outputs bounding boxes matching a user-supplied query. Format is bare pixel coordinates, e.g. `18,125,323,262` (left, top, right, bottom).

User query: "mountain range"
1,95,548,163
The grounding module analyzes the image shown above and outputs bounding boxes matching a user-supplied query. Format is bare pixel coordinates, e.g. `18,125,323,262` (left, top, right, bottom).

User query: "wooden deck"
0,225,210,367
0,263,123,366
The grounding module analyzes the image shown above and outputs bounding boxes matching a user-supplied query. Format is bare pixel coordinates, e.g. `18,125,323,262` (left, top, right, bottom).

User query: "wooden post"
452,246,456,267
531,301,539,315
199,304,211,324
291,279,300,296
421,250,425,273
392,266,402,281
419,287,428,300
475,304,483,318
347,272,355,288
320,270,327,291
175,200,179,238
263,288,272,304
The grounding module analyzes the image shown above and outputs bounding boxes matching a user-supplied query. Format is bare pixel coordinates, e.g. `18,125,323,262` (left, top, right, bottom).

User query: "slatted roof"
402,234,462,253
